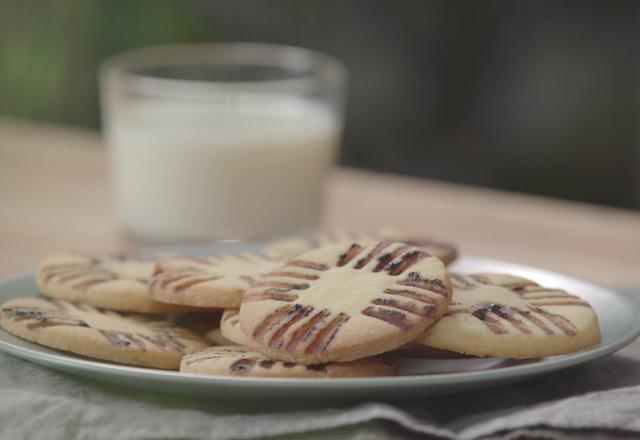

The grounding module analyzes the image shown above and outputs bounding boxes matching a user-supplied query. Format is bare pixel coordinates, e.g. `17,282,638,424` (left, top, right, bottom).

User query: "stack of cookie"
0,230,602,378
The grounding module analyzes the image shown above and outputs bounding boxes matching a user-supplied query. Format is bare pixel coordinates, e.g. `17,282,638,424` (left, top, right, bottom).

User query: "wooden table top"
1,117,639,287
1,117,639,358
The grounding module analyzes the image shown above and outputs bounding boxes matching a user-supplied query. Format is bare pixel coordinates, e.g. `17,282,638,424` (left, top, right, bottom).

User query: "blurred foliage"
0,0,209,127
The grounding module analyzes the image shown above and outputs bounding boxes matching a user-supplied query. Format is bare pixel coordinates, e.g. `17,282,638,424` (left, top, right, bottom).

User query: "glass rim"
100,42,347,95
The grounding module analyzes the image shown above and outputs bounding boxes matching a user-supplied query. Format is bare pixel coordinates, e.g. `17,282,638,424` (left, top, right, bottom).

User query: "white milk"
105,97,340,242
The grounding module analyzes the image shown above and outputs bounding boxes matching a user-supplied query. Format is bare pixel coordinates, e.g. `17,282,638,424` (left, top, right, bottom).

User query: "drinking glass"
100,43,346,243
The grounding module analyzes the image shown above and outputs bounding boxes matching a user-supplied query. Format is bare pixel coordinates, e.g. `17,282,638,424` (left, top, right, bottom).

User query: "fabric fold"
1,349,639,440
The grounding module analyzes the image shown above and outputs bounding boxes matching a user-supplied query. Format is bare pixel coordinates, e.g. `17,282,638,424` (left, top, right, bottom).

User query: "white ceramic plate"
0,242,638,400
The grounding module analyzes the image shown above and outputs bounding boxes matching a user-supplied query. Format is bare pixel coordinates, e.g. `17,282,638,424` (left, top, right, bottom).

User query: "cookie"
0,297,210,369
37,253,197,313
220,309,247,345
375,227,458,265
180,346,396,378
150,254,282,308
264,229,457,265
240,241,452,364
205,328,238,346
417,273,601,358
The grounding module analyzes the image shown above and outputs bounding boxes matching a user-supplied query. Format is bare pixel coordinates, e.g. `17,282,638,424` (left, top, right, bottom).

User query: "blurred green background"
1,0,637,208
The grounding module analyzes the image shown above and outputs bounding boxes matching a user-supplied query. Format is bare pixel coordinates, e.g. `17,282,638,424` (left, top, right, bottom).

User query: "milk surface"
105,97,340,242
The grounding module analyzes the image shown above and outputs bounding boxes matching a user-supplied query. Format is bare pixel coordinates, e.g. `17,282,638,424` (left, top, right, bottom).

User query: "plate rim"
1,256,639,389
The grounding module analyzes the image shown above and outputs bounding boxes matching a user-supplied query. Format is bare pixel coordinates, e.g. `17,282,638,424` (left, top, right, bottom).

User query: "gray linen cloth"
1,289,639,440
2,351,639,439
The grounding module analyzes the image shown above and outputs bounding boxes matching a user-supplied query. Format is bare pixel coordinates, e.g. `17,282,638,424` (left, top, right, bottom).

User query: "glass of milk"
100,43,346,243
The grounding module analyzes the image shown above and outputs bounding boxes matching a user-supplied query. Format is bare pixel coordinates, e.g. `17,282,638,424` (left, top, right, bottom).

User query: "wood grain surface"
1,118,639,288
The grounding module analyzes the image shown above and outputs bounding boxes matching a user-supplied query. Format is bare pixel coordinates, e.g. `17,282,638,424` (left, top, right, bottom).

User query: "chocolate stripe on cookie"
254,281,310,290
484,304,531,334
72,277,116,290
529,307,578,335
243,289,299,302
2,307,89,326
259,359,276,369
27,318,89,330
444,309,467,316
337,243,365,267
398,274,448,296
354,241,393,269
386,250,427,276
100,330,131,347
41,265,82,282
286,309,332,352
287,260,329,271
139,334,167,349
173,276,220,293
373,245,410,272
471,307,508,334
362,306,413,330
159,273,193,288
268,306,313,348
371,298,433,317
305,313,350,354
448,274,478,290
230,358,255,374
513,308,555,335
122,332,147,350
252,304,301,342
266,271,319,281
383,288,438,305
